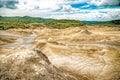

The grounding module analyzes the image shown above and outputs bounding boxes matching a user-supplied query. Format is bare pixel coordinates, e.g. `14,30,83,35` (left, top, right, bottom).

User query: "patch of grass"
46,19,84,29
0,21,27,30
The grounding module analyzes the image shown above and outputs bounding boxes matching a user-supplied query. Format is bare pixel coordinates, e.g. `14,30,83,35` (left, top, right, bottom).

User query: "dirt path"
0,31,37,48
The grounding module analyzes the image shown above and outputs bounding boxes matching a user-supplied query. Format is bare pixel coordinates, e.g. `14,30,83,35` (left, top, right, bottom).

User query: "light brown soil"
0,25,120,80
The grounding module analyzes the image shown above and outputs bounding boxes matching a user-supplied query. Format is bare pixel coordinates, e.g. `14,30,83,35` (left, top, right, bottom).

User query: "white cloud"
16,0,59,10
61,5,79,12
0,0,90,10
0,0,120,21
48,8,120,21
88,0,120,6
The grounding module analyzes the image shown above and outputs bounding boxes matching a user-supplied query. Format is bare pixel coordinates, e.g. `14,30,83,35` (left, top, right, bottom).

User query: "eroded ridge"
0,49,90,80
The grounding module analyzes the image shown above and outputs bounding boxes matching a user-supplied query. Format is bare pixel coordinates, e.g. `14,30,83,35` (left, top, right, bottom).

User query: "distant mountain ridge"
0,16,120,24
0,16,119,30
83,20,120,25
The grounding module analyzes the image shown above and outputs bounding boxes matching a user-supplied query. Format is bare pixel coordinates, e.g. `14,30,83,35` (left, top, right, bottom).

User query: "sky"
0,0,120,21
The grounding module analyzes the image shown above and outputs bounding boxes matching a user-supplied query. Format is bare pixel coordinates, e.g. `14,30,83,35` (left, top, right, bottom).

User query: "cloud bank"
0,0,120,21
88,0,120,6
0,0,18,9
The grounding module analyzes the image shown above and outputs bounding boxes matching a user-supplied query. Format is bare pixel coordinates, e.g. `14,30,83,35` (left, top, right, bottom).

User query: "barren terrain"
0,25,120,80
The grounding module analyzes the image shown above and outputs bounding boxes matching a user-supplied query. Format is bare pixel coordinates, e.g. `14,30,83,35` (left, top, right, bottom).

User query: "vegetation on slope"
0,16,84,30
86,20,120,27
0,16,119,30
0,16,54,30
46,19,84,29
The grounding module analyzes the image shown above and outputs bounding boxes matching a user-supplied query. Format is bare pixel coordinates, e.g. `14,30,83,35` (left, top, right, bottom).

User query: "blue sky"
0,0,120,21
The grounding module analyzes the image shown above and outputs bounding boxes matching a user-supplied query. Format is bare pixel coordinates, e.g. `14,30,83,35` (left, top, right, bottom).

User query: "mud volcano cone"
80,29,92,34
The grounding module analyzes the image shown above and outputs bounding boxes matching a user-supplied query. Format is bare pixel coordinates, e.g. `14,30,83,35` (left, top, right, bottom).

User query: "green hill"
46,19,84,29
0,16,84,30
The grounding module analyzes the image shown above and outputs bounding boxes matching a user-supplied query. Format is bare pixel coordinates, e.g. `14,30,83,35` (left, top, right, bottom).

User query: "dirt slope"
0,25,120,80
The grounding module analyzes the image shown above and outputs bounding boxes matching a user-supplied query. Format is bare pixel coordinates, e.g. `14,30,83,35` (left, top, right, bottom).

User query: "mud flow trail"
0,31,37,48
0,26,120,80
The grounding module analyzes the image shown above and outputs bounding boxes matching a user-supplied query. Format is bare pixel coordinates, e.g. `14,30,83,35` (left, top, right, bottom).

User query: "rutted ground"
0,25,120,80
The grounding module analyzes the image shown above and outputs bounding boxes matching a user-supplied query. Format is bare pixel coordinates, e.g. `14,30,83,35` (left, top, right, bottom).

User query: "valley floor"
0,25,120,80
